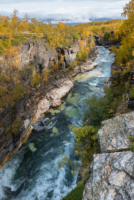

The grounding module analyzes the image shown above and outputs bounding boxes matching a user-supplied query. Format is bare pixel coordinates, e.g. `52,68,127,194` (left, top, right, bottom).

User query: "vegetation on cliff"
62,0,134,199
0,10,122,138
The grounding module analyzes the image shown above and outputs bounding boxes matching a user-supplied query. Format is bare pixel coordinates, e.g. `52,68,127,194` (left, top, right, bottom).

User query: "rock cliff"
82,112,134,200
0,38,97,167
20,39,81,70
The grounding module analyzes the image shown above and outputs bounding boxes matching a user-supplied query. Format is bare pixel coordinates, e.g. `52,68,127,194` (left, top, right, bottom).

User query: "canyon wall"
0,38,97,167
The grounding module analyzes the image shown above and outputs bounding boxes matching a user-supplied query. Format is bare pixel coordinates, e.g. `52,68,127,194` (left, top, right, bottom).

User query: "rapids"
0,46,114,200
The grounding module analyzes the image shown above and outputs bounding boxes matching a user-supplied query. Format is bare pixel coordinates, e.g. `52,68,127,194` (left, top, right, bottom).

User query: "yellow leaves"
75,150,79,155
44,68,50,83
71,170,76,174
3,46,21,68
79,40,85,49
55,22,67,30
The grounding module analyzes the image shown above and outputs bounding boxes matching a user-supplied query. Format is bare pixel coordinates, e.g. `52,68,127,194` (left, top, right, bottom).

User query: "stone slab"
98,112,134,153
82,151,134,200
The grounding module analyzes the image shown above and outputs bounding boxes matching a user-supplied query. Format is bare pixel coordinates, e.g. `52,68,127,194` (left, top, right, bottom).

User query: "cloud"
0,0,129,2
0,0,128,23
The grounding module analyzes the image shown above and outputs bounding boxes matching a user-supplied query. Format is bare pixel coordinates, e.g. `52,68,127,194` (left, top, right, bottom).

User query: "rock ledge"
82,112,134,200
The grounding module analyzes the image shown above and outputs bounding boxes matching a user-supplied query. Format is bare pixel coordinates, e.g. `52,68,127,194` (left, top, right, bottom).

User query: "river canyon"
0,46,114,200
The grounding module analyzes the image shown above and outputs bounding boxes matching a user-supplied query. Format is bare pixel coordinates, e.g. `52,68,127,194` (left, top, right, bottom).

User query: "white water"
0,46,114,200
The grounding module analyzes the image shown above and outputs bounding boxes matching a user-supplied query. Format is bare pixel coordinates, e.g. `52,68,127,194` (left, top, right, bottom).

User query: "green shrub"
104,32,110,41
72,32,80,41
125,81,130,92
61,181,84,200
11,84,26,101
72,125,99,165
11,37,26,46
76,49,88,62
83,95,109,126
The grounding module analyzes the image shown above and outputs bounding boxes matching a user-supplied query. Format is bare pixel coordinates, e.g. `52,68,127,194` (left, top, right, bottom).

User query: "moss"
127,135,134,151
62,181,84,200
11,118,23,134
129,85,134,99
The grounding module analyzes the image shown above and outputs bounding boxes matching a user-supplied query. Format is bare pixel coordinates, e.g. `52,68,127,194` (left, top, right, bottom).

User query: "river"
0,46,114,200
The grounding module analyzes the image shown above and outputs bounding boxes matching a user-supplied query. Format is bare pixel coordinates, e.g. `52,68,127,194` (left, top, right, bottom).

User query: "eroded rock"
82,151,134,200
98,112,134,153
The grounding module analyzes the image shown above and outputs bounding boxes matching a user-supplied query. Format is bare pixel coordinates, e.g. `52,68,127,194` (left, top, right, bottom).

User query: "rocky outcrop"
94,35,104,46
82,112,134,200
0,38,97,167
33,79,73,122
94,35,121,48
0,77,73,167
98,112,134,153
82,151,134,200
20,40,80,70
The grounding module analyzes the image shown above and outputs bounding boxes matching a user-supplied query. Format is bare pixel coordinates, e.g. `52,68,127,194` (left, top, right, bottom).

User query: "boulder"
82,151,134,200
47,80,73,102
24,119,31,129
52,100,61,107
82,112,134,200
97,112,134,153
52,81,61,88
33,98,50,122
32,124,46,132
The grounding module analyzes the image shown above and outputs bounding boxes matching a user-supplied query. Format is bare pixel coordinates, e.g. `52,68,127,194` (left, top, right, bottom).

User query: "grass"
61,181,84,200
11,37,27,46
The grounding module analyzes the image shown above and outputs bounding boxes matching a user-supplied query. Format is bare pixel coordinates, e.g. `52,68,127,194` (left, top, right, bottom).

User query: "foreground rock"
82,112,134,200
98,112,134,153
82,151,134,200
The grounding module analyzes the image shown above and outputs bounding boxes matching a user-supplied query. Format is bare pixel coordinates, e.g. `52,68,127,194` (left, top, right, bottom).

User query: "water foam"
0,46,114,200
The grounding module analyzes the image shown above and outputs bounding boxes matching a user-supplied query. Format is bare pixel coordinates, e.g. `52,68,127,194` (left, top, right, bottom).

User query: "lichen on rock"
82,112,134,200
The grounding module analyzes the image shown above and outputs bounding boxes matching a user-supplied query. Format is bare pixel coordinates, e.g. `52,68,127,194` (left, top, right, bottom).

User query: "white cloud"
0,0,129,23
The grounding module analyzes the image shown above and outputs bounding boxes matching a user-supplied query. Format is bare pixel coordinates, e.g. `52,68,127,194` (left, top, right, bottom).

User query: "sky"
0,0,129,23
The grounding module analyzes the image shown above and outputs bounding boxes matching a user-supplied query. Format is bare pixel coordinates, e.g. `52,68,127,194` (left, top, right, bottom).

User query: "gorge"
0,46,115,200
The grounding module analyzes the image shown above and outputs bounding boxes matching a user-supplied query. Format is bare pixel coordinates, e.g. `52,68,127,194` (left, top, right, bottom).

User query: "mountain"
38,17,113,25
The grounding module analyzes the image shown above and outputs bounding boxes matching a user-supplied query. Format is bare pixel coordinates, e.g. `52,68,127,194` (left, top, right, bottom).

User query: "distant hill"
90,18,112,21
38,18,113,25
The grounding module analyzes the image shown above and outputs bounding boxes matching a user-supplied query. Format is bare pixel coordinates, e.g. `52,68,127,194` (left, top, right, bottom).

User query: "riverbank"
0,46,113,200
0,45,98,168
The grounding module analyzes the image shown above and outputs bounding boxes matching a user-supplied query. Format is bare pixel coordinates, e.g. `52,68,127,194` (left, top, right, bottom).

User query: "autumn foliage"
0,9,124,113
111,0,134,74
